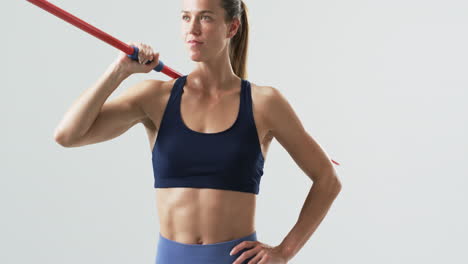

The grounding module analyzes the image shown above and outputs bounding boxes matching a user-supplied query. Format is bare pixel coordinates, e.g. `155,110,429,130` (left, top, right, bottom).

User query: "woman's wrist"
277,244,294,262
106,62,131,82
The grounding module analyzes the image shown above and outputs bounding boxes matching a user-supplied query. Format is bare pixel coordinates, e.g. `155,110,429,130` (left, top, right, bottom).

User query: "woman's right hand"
112,41,160,75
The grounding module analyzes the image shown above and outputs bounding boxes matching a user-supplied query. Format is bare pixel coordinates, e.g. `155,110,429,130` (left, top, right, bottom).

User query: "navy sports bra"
151,75,265,195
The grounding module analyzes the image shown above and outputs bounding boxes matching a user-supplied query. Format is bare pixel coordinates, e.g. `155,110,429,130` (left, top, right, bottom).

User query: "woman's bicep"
67,80,157,148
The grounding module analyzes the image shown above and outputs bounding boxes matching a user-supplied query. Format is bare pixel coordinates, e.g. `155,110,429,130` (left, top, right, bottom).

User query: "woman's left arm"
230,86,342,264
266,86,342,262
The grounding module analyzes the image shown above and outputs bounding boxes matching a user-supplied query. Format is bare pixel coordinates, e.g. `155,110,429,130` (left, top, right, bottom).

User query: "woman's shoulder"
249,81,282,107
136,78,181,103
249,81,277,95
139,78,178,94
249,81,291,122
134,78,179,130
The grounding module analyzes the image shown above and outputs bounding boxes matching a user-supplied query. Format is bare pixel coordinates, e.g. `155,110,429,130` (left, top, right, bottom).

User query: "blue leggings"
155,231,258,264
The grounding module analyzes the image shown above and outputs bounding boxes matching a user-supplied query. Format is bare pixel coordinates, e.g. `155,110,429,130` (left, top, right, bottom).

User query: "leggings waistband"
156,231,258,264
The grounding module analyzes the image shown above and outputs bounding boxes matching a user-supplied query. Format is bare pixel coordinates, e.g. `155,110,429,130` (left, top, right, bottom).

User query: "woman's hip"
155,231,258,264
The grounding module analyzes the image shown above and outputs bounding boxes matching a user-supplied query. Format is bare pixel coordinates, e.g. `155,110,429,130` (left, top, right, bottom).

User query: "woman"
54,0,342,263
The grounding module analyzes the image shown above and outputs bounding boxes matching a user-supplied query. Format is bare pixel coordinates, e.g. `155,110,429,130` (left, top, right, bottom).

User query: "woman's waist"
158,207,255,244
155,187,256,244
158,224,256,245
156,229,258,264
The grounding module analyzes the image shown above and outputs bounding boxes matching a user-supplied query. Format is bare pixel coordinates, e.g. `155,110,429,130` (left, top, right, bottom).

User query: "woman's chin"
189,54,205,62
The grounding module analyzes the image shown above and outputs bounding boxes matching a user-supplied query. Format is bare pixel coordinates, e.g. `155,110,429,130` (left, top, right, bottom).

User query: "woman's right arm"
54,42,160,147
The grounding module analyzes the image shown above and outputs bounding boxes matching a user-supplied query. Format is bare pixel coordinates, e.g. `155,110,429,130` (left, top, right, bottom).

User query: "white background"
1,0,467,263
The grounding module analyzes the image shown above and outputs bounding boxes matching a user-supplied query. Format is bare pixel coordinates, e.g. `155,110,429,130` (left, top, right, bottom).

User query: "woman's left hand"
230,240,289,264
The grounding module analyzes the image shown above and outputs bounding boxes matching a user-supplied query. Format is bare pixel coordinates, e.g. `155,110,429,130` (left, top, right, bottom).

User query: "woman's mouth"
188,40,203,46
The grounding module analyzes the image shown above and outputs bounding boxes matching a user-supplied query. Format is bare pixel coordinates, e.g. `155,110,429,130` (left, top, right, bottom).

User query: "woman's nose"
188,20,201,35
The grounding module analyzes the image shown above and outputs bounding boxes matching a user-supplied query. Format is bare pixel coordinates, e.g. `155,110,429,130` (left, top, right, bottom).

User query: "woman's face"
180,0,239,62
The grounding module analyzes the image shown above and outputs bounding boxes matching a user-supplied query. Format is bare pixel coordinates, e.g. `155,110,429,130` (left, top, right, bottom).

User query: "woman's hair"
220,0,249,79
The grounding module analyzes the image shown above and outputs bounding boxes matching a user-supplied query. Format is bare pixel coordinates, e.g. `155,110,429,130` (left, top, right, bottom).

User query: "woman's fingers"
139,44,146,64
126,41,160,73
139,43,153,64
146,47,154,64
148,52,160,66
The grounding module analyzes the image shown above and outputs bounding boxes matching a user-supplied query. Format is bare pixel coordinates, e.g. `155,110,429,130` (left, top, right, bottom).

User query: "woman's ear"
227,18,241,38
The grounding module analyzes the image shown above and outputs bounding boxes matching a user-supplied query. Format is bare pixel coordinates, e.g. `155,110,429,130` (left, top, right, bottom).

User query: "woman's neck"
188,55,240,94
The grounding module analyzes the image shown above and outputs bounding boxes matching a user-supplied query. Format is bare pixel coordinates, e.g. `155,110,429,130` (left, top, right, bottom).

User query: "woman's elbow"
54,127,73,147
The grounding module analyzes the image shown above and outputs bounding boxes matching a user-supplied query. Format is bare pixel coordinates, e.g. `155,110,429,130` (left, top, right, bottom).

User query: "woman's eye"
182,15,210,21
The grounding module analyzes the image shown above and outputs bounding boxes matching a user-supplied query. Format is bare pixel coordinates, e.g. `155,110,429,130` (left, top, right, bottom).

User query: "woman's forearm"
54,63,130,145
278,177,341,262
